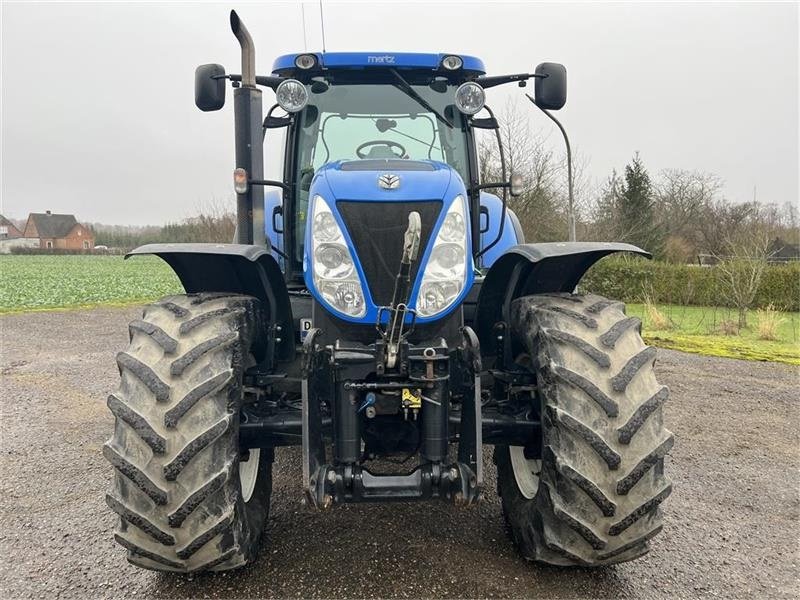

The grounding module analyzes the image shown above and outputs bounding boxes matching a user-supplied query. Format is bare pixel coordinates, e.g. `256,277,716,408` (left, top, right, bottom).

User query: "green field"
1,255,797,364
0,255,181,313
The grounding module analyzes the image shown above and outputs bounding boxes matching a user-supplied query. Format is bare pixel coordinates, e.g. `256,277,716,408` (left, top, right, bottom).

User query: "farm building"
0,215,23,239
22,211,95,250
0,214,39,253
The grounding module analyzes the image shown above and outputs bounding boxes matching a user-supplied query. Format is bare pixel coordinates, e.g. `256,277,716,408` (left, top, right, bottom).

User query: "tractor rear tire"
496,292,673,566
104,293,272,572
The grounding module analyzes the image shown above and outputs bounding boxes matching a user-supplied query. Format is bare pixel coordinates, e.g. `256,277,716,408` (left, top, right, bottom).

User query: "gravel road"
1,306,798,599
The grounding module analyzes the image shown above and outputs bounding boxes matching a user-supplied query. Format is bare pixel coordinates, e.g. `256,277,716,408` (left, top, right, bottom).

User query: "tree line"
478,101,799,264
91,201,235,249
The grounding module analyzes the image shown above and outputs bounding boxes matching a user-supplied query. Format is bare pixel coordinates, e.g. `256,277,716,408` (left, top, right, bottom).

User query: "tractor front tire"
496,293,673,566
104,293,272,572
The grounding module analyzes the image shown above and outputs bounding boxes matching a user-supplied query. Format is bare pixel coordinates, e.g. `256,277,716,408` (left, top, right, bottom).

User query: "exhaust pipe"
230,11,256,88
229,10,265,247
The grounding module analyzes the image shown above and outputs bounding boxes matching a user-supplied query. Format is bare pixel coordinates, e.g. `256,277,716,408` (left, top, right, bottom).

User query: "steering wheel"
356,140,407,159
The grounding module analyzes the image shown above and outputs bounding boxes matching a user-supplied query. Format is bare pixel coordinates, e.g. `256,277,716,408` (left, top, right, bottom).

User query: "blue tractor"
105,11,673,572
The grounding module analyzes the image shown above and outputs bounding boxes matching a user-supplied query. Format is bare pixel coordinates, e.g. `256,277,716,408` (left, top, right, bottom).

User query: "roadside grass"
2,255,798,365
626,303,800,366
0,255,181,314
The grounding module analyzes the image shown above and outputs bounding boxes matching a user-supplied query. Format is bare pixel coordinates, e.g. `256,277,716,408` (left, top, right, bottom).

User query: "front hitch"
378,211,421,369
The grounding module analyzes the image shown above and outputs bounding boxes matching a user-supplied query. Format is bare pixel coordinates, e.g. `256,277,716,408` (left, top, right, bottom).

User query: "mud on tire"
104,293,272,572
495,293,673,566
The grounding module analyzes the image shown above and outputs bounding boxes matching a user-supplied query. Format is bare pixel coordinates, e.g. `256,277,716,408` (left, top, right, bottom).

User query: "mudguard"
126,243,294,361
474,242,650,352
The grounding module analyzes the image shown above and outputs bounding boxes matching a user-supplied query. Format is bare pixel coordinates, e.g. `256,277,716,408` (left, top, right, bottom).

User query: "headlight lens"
454,82,485,115
312,211,339,242
417,196,469,317
441,55,463,70
294,54,317,70
309,195,366,318
276,79,308,113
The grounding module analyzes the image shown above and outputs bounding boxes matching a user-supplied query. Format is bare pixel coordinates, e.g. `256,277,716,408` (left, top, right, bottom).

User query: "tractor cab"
267,52,487,278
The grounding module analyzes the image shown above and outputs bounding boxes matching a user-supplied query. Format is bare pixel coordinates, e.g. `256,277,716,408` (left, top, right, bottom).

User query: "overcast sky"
1,1,797,225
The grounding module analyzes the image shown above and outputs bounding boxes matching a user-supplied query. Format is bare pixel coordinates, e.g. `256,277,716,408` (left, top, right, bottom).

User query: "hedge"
9,247,121,255
579,258,800,311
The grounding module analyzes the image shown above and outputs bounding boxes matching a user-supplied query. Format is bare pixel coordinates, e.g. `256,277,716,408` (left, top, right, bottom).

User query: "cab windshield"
291,75,471,261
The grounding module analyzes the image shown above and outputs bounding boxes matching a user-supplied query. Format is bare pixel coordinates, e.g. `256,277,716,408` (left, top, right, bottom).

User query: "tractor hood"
305,158,474,325
316,159,454,201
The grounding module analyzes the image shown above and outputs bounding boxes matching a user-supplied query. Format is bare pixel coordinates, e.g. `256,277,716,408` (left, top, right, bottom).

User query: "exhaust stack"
230,11,256,88
230,10,265,247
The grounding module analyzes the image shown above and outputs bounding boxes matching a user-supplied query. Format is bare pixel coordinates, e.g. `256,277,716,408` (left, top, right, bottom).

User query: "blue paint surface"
272,52,486,74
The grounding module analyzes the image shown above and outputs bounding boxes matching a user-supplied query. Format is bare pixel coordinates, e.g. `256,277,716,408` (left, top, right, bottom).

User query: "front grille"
339,159,436,172
337,200,442,307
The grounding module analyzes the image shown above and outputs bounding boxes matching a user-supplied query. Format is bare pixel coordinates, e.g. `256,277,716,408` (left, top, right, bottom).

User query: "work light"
276,79,308,113
454,82,485,115
441,55,463,70
417,196,469,317
294,54,318,70
309,195,366,318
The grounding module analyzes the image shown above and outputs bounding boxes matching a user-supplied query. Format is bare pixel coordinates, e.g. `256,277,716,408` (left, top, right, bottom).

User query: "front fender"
474,242,650,353
126,243,293,362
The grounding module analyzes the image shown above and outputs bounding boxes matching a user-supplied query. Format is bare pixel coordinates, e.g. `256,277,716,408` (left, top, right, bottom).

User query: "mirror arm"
476,72,547,89
473,182,511,191
216,74,284,90
525,93,575,242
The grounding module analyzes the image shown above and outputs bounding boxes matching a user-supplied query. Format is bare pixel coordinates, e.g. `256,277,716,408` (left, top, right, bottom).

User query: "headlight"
417,196,469,318
309,195,366,318
276,79,308,113
454,82,485,115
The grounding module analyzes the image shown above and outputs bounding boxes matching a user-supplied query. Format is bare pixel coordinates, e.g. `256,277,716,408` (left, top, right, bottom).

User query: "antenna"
301,3,308,51
319,0,327,53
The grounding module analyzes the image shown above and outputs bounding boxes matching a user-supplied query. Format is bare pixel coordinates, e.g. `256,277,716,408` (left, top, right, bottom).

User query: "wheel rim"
509,446,541,499
509,351,541,499
239,448,260,503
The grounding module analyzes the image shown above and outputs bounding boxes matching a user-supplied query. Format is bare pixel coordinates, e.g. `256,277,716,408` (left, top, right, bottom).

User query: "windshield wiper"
389,69,454,129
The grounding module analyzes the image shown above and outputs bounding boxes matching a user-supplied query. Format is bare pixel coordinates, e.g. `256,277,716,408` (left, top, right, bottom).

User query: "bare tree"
697,199,760,259
478,99,568,242
715,223,772,329
657,169,722,233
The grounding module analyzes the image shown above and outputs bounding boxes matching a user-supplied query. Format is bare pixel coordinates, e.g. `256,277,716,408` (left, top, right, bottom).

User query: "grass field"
1,255,797,364
627,303,800,365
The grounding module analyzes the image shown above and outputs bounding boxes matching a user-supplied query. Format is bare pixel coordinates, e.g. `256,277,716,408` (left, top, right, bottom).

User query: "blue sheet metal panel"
303,160,474,324
272,52,486,74
321,160,452,201
478,192,524,268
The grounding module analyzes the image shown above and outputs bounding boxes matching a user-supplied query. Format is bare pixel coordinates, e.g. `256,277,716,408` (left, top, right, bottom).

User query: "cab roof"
271,52,486,75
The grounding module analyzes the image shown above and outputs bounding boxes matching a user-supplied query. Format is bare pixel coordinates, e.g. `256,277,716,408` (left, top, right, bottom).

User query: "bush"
756,304,785,340
580,258,800,311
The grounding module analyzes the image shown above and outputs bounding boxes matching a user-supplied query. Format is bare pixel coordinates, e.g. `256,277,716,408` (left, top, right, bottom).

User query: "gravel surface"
1,306,798,599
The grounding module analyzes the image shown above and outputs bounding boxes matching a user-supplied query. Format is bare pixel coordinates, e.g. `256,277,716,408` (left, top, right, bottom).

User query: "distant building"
0,215,23,239
22,211,95,250
768,237,800,263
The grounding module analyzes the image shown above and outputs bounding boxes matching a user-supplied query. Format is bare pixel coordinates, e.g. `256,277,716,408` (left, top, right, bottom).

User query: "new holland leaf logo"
378,173,400,190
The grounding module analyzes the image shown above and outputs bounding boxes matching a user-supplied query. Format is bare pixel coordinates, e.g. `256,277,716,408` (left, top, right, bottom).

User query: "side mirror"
534,62,567,110
195,64,226,111
509,173,524,197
